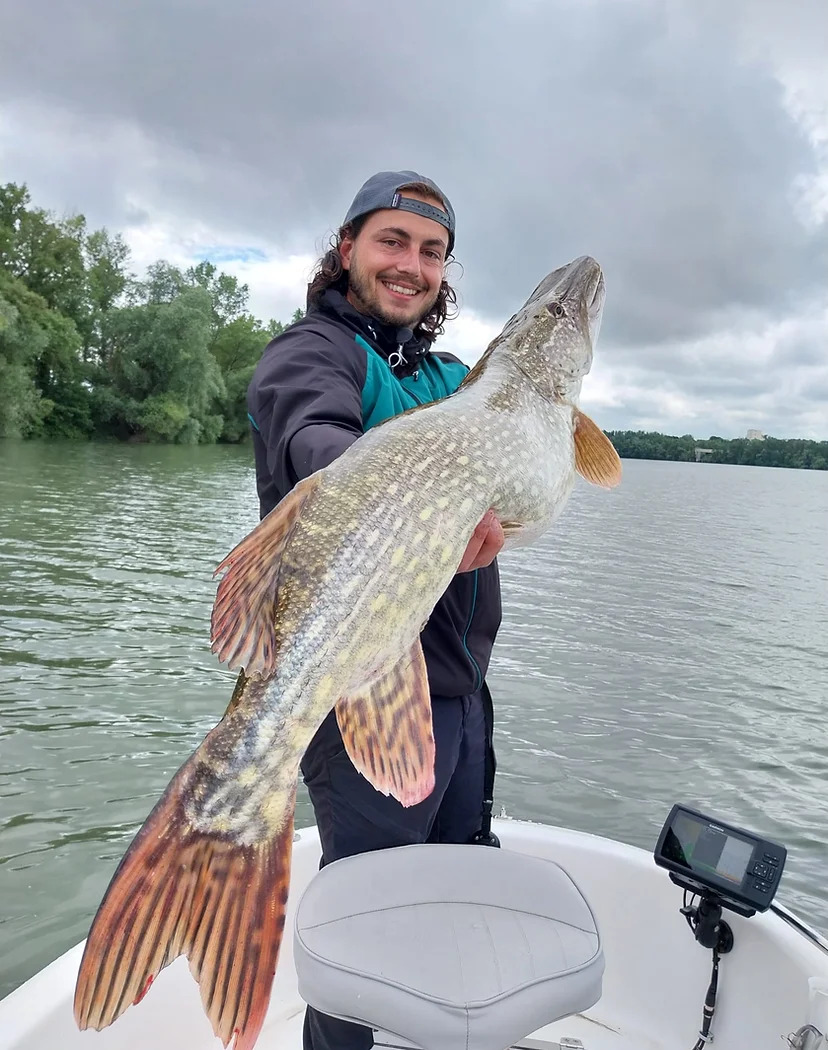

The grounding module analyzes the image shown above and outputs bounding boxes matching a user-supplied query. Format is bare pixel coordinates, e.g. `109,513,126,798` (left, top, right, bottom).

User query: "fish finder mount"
653,804,788,1049
680,891,734,954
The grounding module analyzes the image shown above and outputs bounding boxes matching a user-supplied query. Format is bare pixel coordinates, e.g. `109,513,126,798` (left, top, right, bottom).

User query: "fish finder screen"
662,811,754,885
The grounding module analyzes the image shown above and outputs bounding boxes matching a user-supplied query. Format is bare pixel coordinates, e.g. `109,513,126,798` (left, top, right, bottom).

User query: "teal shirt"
356,333,469,428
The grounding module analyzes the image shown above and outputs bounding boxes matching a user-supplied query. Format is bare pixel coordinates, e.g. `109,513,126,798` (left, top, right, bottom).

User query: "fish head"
499,255,605,403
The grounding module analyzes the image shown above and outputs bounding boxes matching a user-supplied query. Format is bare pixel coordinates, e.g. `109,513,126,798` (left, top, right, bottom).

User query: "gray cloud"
0,0,825,437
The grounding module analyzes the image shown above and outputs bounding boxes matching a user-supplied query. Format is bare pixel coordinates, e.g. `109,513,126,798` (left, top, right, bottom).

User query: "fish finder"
654,803,787,916
654,805,788,1049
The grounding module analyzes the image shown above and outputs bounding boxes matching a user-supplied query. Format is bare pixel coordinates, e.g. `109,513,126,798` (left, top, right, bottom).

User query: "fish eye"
546,302,565,318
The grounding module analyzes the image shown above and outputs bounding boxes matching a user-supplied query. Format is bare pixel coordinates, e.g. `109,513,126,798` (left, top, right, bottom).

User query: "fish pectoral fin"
210,473,321,676
573,409,623,488
73,753,297,1050
499,520,525,536
336,639,436,809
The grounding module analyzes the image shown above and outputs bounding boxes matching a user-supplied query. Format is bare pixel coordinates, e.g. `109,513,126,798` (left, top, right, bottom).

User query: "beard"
346,255,440,330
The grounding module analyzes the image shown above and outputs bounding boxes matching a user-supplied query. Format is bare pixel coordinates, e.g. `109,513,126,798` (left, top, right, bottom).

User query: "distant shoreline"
4,430,826,472
605,431,827,471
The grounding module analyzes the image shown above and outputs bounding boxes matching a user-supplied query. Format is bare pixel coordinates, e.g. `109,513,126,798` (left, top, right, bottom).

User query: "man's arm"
248,330,366,493
249,330,504,570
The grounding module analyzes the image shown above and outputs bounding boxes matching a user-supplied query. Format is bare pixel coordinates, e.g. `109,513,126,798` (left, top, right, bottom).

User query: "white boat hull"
2,818,826,1049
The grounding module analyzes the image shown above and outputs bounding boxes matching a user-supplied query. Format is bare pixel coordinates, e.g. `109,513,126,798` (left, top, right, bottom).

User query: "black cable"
681,890,699,933
691,946,720,1049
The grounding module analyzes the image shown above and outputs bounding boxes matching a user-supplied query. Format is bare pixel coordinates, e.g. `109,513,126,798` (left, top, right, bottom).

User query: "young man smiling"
246,171,504,1050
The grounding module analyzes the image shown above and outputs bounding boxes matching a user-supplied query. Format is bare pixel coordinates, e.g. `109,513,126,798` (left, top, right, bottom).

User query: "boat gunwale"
771,902,828,956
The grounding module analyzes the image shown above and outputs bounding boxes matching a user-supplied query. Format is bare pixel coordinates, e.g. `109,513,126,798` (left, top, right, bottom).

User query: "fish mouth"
553,256,603,309
530,256,604,316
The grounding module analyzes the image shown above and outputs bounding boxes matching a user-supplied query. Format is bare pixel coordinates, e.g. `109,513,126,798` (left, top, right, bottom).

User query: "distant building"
746,429,765,440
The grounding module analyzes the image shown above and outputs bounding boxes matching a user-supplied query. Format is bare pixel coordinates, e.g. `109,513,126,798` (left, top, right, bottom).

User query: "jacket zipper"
461,569,482,691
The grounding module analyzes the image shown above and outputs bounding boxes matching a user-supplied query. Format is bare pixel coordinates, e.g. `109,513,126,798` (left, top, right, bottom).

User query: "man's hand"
456,510,504,573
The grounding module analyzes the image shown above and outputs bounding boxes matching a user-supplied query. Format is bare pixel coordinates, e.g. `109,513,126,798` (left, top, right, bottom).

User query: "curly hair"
306,183,458,342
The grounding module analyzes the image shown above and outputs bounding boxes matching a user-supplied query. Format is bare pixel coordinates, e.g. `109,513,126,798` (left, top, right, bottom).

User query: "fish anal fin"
335,639,436,809
573,410,623,488
73,758,296,1050
210,474,320,676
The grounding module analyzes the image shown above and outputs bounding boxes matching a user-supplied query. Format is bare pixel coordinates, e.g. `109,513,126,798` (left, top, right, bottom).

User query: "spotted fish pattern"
73,256,622,1050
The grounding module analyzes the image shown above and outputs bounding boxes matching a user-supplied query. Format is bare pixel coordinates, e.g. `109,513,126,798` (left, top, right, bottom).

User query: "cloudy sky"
1,0,826,439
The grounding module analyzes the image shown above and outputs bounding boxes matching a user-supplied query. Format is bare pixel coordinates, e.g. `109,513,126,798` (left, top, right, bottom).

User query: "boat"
1,812,827,1050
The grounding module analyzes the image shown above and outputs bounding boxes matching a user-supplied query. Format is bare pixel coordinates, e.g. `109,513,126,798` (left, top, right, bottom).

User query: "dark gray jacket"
246,289,502,698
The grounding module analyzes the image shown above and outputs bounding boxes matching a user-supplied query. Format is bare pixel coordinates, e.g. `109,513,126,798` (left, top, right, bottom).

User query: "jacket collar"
314,289,432,376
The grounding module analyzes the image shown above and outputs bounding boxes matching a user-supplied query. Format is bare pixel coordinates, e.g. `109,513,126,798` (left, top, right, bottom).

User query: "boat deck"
3,821,827,1050
266,1008,664,1050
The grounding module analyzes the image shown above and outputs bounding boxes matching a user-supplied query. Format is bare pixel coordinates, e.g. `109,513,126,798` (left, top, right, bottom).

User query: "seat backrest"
294,843,604,1050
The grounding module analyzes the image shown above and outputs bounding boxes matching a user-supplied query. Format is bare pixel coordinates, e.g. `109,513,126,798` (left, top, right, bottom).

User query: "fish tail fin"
73,762,296,1050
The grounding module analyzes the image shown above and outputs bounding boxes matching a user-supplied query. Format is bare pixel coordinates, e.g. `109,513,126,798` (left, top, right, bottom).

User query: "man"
246,170,504,1050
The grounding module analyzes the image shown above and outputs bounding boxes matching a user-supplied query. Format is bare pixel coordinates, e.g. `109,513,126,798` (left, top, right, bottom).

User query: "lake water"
1,439,827,1000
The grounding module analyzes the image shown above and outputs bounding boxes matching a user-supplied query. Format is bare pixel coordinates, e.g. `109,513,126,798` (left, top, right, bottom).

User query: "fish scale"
73,255,623,1050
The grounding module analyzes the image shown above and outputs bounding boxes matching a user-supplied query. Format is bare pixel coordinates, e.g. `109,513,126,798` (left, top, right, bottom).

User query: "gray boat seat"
294,842,604,1050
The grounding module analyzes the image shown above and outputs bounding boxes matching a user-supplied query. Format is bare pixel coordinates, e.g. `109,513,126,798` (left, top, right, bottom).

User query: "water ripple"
1,444,827,999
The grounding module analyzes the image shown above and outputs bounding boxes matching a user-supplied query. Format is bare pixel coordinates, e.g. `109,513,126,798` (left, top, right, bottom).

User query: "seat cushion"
294,843,604,1050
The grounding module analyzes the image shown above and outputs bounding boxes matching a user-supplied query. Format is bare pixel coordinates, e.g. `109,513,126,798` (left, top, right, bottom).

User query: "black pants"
299,689,488,1050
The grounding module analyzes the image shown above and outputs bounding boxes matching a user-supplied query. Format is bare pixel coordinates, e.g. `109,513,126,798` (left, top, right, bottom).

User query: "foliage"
607,431,828,471
0,270,87,438
0,181,303,444
3,181,824,466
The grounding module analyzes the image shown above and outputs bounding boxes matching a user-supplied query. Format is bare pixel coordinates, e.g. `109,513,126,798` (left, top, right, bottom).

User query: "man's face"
340,191,449,329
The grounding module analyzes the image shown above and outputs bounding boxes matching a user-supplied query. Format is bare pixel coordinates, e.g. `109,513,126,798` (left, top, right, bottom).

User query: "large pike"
73,256,622,1049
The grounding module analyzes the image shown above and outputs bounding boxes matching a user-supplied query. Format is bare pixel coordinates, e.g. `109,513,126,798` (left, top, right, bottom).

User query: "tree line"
0,181,300,443
607,431,828,471
2,182,825,468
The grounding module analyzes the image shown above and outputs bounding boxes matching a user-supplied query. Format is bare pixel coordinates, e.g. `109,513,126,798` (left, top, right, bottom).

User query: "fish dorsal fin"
210,474,320,676
335,639,436,808
573,409,623,488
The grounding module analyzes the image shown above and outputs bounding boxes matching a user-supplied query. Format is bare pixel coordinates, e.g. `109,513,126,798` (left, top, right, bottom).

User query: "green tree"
96,286,225,443
0,271,88,438
187,261,249,330
211,315,271,442
0,185,88,331
83,228,131,363
0,183,29,272
0,182,316,445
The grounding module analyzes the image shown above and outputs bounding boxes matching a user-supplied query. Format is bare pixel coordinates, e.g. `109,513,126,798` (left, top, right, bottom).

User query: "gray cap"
343,170,455,254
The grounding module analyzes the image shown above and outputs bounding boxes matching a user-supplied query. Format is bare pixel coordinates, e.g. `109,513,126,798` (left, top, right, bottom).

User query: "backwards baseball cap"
344,170,456,255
